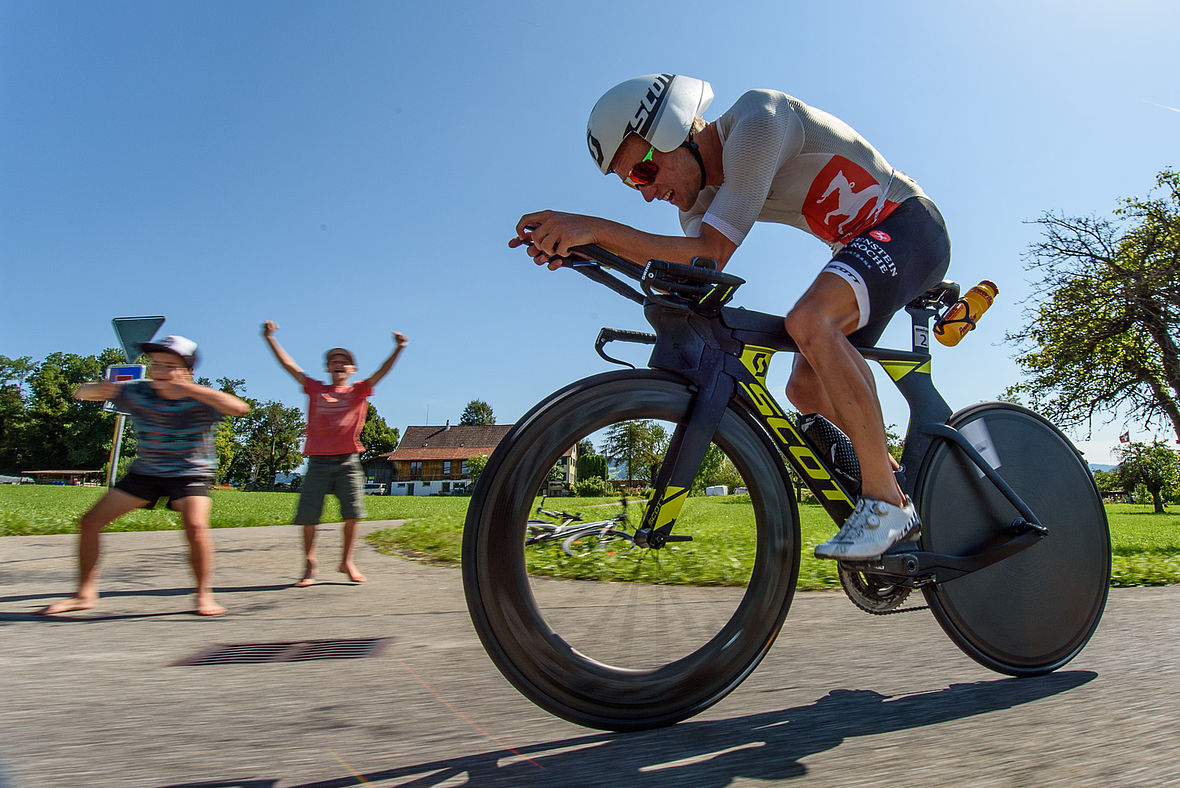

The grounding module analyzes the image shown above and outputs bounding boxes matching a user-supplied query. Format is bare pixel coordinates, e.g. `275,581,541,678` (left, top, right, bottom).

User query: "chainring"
837,563,915,614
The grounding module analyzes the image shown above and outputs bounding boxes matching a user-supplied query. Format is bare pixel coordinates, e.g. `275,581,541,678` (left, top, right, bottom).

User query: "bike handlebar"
559,244,746,314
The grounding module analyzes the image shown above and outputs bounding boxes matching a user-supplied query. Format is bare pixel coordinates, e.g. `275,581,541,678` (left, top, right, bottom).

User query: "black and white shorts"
821,196,951,347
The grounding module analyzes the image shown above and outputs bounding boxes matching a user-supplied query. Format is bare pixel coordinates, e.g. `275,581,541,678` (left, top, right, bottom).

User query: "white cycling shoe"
814,495,920,561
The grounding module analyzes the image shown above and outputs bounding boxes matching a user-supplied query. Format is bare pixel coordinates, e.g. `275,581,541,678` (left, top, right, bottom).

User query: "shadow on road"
0,585,294,623
155,670,1096,788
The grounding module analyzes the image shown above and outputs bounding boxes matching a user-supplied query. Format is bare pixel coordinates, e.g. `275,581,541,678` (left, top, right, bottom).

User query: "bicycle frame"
632,297,952,543
563,244,1047,582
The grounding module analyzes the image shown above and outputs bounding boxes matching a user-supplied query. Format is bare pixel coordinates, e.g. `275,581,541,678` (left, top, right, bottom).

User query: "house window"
443,460,452,476
410,461,422,479
461,459,469,475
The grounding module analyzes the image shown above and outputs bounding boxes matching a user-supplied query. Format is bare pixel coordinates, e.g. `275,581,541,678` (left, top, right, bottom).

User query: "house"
381,424,511,497
376,423,577,496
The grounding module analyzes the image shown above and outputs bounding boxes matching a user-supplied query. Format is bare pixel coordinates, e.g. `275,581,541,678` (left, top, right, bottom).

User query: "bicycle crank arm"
633,525,694,549
841,525,1046,587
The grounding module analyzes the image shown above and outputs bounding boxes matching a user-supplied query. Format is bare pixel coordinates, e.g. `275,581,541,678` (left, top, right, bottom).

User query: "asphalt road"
1,523,1176,787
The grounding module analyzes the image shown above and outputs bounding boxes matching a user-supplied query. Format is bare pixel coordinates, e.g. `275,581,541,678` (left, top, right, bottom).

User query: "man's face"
610,135,700,211
327,354,356,382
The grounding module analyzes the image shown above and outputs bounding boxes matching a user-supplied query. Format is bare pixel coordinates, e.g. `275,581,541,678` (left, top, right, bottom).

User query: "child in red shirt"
263,321,408,586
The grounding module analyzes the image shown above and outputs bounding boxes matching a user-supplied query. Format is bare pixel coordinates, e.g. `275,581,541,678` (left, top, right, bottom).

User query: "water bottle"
934,280,999,347
798,413,861,497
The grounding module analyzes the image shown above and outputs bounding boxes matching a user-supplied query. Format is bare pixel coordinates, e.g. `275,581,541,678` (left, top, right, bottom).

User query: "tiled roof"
381,424,513,461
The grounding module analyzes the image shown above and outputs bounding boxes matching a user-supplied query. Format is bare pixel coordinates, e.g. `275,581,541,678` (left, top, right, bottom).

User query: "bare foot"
38,596,97,615
294,560,317,587
196,596,226,616
339,561,366,583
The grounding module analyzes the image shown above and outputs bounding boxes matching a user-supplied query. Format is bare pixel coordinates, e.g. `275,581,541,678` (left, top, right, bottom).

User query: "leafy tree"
1116,439,1180,513
466,453,490,484
360,403,400,461
576,453,608,484
1091,468,1121,494
459,399,496,426
1008,169,1180,443
602,420,668,484
576,439,596,457
0,354,35,473
13,349,127,471
228,400,305,488
691,443,726,494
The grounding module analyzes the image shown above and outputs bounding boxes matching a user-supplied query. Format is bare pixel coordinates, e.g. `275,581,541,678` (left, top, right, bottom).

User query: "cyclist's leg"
784,275,900,506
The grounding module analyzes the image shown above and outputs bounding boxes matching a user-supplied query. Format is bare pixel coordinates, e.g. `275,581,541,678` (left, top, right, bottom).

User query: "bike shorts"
820,196,951,348
115,472,213,509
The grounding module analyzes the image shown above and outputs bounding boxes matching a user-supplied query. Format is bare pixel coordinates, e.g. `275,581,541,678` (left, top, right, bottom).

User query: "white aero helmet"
586,73,714,174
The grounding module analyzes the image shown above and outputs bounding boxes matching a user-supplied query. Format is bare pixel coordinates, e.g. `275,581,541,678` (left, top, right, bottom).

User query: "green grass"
4,486,1178,589
0,484,468,535
368,495,1180,590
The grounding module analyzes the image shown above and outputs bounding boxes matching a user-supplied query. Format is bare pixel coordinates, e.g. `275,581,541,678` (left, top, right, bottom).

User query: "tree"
0,354,35,473
228,400,305,488
459,399,495,426
466,453,490,485
576,453,608,484
1008,169,1180,443
602,420,668,485
11,349,127,471
1116,439,1180,513
691,443,726,494
576,439,596,457
360,403,400,461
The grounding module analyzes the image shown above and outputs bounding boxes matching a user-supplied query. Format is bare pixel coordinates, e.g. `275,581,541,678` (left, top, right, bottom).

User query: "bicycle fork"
634,371,734,549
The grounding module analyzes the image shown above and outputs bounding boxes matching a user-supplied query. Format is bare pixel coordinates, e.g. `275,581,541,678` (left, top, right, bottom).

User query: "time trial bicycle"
462,244,1110,732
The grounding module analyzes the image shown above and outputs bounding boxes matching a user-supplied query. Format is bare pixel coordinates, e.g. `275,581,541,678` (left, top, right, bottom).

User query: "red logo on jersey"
803,158,899,244
869,230,892,243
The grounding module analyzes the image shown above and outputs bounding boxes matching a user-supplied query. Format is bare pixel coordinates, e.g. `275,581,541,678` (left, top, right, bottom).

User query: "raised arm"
74,381,120,402
364,332,409,388
168,381,251,416
261,320,306,385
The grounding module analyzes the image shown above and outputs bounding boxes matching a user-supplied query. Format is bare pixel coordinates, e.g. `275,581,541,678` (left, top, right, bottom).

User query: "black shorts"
115,472,213,509
821,196,951,347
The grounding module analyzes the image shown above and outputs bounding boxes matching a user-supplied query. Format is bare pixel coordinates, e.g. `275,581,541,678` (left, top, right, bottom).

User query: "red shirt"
302,378,373,455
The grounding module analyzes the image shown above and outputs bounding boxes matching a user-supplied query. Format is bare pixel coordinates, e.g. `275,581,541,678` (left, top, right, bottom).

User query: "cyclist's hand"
262,320,278,337
512,210,599,270
394,331,408,348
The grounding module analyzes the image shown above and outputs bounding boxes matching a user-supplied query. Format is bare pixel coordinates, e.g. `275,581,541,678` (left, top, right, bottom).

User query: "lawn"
3,486,1177,589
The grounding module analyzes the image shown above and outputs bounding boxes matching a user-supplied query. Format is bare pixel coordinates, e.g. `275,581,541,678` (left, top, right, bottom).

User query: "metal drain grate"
172,637,389,666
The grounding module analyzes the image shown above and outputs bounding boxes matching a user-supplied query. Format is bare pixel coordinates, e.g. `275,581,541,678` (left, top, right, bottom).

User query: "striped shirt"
112,381,224,478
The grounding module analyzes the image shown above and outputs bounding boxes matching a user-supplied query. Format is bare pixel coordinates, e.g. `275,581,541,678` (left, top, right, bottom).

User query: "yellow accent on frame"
879,360,931,381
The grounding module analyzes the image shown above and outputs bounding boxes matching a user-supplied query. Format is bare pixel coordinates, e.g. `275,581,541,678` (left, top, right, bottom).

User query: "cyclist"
511,73,951,560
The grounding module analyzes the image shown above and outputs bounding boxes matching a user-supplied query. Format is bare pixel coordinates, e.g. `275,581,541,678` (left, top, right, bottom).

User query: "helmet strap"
681,133,706,190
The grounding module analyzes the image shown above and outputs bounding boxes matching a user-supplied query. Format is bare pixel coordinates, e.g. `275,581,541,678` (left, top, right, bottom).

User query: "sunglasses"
624,145,658,188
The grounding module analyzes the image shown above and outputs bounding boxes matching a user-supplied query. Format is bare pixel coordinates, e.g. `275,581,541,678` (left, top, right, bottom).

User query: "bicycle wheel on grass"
462,370,800,731
561,525,635,557
914,402,1110,675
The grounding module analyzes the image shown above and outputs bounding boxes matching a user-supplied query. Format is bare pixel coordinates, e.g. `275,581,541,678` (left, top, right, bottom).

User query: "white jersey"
680,90,926,250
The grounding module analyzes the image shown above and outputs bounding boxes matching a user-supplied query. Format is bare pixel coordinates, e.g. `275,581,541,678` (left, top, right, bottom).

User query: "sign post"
104,317,165,487
103,364,146,487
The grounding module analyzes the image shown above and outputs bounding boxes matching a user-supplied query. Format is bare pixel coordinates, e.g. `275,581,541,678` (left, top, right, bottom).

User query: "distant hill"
1089,464,1116,473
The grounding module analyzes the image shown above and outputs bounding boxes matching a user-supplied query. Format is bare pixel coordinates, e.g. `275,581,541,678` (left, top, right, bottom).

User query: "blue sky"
2,0,1177,464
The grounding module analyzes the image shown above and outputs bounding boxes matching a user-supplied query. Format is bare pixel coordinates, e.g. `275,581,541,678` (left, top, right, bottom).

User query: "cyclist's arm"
512,213,738,271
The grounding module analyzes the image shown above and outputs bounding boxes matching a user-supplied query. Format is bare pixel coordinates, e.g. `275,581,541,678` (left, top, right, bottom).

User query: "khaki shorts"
295,454,367,524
